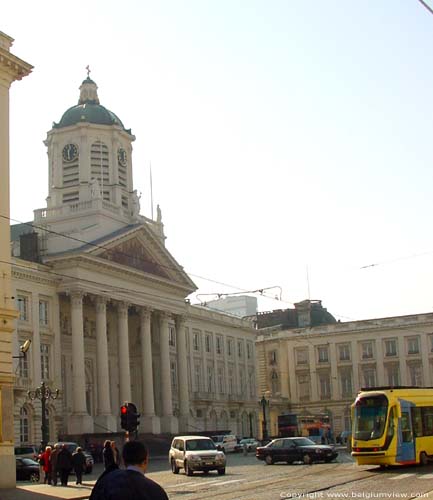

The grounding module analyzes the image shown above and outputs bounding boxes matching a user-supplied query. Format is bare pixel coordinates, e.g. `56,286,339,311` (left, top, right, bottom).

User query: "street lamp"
28,382,60,448
259,392,270,442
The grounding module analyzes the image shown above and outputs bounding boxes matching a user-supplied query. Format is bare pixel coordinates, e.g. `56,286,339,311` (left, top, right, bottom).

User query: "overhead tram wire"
1,213,253,293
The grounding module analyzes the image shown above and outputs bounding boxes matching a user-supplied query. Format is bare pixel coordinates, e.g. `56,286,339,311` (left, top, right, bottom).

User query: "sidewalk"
0,481,95,500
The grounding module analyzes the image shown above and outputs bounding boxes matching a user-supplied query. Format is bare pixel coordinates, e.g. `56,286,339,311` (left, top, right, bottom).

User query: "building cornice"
0,40,32,84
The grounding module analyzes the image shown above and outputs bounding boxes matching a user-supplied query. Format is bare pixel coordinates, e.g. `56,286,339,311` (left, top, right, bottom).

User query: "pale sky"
4,1,433,322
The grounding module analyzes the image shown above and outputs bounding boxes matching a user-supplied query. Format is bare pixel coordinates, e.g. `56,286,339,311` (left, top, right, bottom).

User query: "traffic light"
120,404,128,430
120,402,140,432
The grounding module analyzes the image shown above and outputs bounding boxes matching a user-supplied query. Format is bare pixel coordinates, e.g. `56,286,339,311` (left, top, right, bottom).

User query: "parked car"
256,437,338,465
54,442,94,473
235,438,259,452
16,457,40,482
210,434,238,453
169,435,226,476
14,445,39,460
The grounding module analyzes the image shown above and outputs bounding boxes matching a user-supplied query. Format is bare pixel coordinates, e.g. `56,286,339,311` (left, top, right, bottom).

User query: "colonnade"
67,290,188,434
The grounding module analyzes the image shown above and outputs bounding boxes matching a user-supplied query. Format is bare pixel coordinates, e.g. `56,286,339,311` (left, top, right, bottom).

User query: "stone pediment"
97,236,170,279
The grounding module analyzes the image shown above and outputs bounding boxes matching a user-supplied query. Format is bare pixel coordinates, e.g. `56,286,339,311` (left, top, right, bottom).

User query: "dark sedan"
16,457,40,482
256,437,338,465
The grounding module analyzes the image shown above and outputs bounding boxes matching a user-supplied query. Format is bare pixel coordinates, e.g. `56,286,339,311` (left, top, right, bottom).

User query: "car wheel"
218,468,226,475
30,473,39,483
171,459,180,474
265,455,274,465
86,467,92,474
420,452,429,466
185,461,193,476
286,460,293,465
303,454,312,465
203,470,209,475
324,458,333,463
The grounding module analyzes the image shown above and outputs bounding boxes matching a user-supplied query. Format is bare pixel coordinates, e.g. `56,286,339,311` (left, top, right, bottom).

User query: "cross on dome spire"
86,65,91,78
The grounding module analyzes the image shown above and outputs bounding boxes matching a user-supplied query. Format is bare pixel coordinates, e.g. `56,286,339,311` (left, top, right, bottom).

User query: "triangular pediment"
87,225,196,292
98,235,170,279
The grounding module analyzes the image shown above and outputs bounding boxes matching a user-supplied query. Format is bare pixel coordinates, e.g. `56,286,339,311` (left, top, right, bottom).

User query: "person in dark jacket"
50,444,60,486
102,440,117,472
72,447,86,485
57,444,73,486
89,440,168,500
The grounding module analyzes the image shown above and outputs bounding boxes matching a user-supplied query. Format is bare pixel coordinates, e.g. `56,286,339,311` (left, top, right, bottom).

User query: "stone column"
95,297,116,432
117,302,131,403
176,315,190,432
420,333,431,385
351,340,360,393
159,312,177,433
375,337,385,385
69,291,93,433
398,336,407,385
139,307,160,433
308,344,318,402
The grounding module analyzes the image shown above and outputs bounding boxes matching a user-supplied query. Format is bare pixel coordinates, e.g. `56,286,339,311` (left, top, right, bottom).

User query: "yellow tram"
351,386,433,466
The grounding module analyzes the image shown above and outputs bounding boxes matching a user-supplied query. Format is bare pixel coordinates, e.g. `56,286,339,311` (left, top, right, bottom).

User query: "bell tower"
33,74,164,255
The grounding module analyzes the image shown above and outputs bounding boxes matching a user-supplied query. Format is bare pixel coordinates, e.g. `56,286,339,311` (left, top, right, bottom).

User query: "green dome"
55,103,127,129
53,76,132,134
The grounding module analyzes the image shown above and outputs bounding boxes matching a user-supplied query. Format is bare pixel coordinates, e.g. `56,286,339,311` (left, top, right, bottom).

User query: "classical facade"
0,32,32,487
11,76,258,444
256,308,433,439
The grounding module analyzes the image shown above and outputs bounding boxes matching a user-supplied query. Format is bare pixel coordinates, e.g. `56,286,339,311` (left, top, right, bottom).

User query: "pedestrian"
57,444,73,486
89,440,168,500
72,447,86,485
102,439,118,472
39,446,52,484
111,441,120,467
50,444,60,486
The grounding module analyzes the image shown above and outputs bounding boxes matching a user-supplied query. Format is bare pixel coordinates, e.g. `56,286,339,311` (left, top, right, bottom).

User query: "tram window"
421,407,433,436
387,407,395,439
401,412,413,443
411,407,423,437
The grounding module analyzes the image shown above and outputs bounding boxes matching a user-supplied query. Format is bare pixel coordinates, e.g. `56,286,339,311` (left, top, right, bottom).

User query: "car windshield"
21,458,38,466
211,436,223,443
353,394,388,441
292,438,316,446
186,439,216,451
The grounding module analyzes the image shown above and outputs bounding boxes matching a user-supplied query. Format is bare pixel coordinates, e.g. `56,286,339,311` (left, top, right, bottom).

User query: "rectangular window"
318,346,329,363
340,369,352,397
227,339,233,357
362,368,376,388
296,349,308,365
269,350,277,364
409,364,423,386
319,374,331,399
216,336,222,355
205,334,212,353
238,340,243,359
422,406,433,436
361,342,373,360
240,369,246,393
429,334,433,353
39,300,49,326
18,354,29,378
249,370,255,397
387,365,400,386
194,364,201,392
247,342,252,360
338,344,351,361
40,344,50,380
407,337,420,355
170,361,177,390
217,367,224,394
17,295,28,321
298,374,310,401
385,339,397,357
193,331,200,351
169,326,176,347
228,369,234,394
207,366,214,393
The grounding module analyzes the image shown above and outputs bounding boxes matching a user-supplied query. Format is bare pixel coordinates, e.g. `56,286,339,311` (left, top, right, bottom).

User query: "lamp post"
259,392,270,442
28,382,60,448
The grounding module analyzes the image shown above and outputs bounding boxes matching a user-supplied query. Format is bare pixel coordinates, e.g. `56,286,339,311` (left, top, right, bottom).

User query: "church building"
11,76,258,444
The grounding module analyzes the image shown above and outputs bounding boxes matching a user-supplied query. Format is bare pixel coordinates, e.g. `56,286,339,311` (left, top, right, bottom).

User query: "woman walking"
39,446,52,484
102,440,117,473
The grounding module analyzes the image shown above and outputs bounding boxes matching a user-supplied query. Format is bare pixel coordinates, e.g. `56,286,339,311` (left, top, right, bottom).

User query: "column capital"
117,301,130,317
69,290,84,307
175,314,187,327
139,306,153,321
158,311,172,322
95,296,108,313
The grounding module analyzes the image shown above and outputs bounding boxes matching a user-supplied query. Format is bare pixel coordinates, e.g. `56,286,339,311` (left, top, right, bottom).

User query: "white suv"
169,435,226,476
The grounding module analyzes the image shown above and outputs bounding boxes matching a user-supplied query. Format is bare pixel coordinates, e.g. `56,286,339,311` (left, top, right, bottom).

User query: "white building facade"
11,76,258,445
256,312,433,438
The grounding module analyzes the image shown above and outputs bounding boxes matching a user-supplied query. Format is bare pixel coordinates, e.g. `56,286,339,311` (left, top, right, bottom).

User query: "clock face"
118,148,127,167
62,143,78,162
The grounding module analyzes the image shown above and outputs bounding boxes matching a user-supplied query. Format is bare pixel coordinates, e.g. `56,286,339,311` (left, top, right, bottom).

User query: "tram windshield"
353,394,388,441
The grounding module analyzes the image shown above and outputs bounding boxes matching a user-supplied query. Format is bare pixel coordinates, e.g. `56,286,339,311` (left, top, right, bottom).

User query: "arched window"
20,407,29,443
